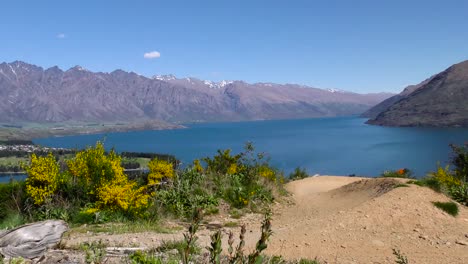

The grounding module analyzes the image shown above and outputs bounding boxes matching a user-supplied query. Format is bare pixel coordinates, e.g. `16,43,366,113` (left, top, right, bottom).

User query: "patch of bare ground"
266,176,468,264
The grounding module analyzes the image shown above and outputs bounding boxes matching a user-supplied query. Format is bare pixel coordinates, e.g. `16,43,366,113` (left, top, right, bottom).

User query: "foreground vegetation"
408,144,468,209
0,141,285,229
1,142,466,263
382,143,468,215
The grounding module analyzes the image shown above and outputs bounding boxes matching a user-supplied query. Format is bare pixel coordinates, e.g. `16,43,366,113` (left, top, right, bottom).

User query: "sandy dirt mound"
265,176,468,263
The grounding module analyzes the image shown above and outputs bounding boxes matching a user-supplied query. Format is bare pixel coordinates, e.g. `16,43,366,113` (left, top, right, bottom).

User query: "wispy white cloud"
56,33,66,39
144,51,161,59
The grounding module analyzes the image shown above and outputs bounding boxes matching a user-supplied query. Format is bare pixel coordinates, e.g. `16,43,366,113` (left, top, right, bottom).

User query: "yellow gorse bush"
67,142,150,214
430,164,461,188
227,163,238,175
147,158,174,185
95,181,150,213
258,165,276,182
192,159,204,173
23,153,60,205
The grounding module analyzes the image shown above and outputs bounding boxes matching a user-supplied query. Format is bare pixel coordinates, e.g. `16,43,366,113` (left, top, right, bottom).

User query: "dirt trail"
63,176,468,263
265,176,468,264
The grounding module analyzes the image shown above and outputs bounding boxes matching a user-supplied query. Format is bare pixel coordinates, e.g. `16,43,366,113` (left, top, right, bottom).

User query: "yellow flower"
227,163,237,174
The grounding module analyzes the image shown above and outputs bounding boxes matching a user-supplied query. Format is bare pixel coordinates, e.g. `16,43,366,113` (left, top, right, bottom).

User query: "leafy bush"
381,168,413,178
0,181,26,223
413,144,468,206
155,143,283,215
450,143,468,182
155,169,218,218
432,201,459,216
448,183,468,206
408,178,442,192
289,167,308,181
429,165,461,190
80,240,107,264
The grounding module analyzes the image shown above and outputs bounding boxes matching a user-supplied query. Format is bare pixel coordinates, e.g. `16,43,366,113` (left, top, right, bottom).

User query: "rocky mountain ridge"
364,60,468,127
0,61,393,125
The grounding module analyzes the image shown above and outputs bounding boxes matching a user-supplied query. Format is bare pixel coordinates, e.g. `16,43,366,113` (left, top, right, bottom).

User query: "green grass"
155,239,200,255
432,201,459,216
224,221,239,227
0,212,24,230
0,157,29,166
122,157,151,168
298,259,321,264
70,221,180,235
229,208,245,219
394,183,410,188
408,178,442,192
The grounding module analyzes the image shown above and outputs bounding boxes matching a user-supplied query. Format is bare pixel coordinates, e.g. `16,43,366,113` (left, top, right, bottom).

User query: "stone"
455,240,468,246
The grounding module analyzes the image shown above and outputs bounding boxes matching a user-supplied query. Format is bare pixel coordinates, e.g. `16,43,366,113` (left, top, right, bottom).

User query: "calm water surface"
33,117,468,177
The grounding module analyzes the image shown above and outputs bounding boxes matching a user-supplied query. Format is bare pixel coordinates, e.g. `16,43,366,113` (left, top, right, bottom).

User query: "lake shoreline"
0,121,186,141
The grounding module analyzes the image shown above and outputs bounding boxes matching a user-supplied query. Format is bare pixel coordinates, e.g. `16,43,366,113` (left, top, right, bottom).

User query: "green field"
0,156,29,167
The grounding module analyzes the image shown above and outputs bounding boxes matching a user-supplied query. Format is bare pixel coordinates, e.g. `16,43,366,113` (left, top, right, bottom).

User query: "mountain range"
363,60,468,127
0,61,392,125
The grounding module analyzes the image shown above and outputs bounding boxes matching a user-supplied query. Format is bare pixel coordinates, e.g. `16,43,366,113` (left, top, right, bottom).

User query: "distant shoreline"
0,121,185,141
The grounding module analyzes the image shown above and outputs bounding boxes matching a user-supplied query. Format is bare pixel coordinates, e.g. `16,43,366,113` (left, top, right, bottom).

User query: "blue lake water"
33,117,468,177
0,174,26,183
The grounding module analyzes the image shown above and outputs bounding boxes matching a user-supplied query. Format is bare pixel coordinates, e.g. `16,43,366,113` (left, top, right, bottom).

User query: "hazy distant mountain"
0,61,393,125
365,60,468,127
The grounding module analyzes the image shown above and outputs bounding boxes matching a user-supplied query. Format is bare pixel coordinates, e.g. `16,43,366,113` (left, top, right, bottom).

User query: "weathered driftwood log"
0,220,68,259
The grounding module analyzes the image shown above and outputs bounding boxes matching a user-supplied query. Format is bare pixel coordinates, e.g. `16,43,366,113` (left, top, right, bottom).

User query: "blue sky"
1,0,467,93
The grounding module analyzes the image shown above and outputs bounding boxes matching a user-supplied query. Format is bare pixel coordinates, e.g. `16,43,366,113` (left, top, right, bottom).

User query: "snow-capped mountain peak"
153,74,176,81
326,88,346,93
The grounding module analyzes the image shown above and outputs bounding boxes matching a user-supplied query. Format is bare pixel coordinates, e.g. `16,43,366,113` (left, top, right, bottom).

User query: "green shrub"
409,178,442,192
429,165,461,190
289,167,308,181
0,212,24,230
129,251,164,264
80,240,107,264
449,143,468,182
381,168,413,178
392,248,408,264
448,183,468,206
298,259,321,264
0,181,26,222
432,201,459,216
155,169,218,218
